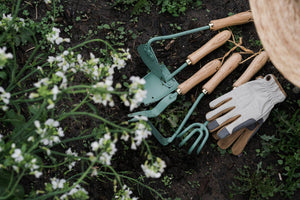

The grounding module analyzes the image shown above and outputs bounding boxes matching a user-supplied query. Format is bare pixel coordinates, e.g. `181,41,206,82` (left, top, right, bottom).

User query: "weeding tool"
147,53,242,154
142,30,231,105
178,51,268,154
139,11,253,105
129,59,221,119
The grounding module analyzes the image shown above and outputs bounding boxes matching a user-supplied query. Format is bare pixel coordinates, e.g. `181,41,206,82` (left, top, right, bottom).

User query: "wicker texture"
249,0,300,87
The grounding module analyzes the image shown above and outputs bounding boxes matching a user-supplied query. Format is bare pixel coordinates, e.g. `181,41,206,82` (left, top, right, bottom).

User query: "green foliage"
230,163,280,199
157,0,202,17
112,0,202,17
97,21,138,46
231,101,300,199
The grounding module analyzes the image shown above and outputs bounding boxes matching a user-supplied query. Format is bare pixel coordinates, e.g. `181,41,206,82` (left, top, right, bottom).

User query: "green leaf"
0,71,7,79
0,170,24,199
5,109,26,129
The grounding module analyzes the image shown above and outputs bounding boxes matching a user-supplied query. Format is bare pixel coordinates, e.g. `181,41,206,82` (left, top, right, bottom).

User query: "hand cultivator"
138,11,253,105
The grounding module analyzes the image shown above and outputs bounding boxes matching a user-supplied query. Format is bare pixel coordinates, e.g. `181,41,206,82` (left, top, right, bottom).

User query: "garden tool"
139,11,253,105
205,74,286,141
147,53,242,154
214,51,272,155
128,59,221,119
177,51,269,154
142,30,231,105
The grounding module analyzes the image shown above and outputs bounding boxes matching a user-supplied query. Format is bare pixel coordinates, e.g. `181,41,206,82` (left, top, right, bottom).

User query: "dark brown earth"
19,0,299,199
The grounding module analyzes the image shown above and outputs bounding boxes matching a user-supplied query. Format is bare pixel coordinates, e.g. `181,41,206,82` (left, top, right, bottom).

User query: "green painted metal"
143,92,209,154
128,92,178,119
139,25,211,105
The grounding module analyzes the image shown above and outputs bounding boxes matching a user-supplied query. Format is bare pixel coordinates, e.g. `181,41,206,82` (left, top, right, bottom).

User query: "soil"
19,0,299,199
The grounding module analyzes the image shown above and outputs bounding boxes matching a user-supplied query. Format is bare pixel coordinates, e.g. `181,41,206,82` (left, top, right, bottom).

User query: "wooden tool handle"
203,53,241,94
210,11,253,31
187,30,231,65
177,59,221,95
233,51,268,87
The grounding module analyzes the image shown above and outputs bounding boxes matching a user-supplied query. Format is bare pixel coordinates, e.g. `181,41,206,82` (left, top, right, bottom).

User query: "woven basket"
249,0,300,87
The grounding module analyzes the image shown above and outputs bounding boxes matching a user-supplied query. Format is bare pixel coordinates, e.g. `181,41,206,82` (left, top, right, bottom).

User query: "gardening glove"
205,74,286,139
217,109,271,155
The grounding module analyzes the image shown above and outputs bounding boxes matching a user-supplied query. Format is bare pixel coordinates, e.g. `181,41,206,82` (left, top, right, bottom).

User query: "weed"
162,174,174,188
97,21,139,46
230,163,281,199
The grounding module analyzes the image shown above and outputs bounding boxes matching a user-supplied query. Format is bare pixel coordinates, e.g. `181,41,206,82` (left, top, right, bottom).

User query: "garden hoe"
177,51,269,154
139,11,253,105
129,59,221,119
143,53,242,154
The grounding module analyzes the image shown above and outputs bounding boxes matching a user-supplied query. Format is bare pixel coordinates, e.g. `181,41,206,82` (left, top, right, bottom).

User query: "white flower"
0,46,13,69
133,122,151,147
47,100,55,109
46,27,70,45
57,127,64,137
51,177,66,190
33,170,43,178
11,148,24,163
91,141,100,151
0,86,11,104
29,92,39,99
44,0,51,4
1,105,8,111
33,77,49,88
51,85,60,101
45,118,59,127
27,136,34,142
55,71,68,89
141,157,166,178
115,185,138,200
60,184,88,200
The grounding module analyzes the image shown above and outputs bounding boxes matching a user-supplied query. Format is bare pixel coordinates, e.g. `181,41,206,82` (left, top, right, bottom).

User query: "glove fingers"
207,111,240,133
231,122,260,155
217,128,245,149
206,102,235,122
209,93,233,109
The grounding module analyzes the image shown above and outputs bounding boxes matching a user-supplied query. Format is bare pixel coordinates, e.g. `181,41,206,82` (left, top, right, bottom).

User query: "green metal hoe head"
137,44,179,105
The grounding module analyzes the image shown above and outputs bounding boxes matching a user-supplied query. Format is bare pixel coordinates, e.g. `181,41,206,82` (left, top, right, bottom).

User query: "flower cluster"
121,76,147,111
50,177,66,190
87,132,117,166
0,86,10,111
29,69,67,109
0,13,25,32
114,185,138,200
130,116,151,150
65,148,80,171
60,184,89,200
141,157,166,178
1,143,43,178
0,46,13,69
33,119,64,147
91,79,115,107
46,27,70,45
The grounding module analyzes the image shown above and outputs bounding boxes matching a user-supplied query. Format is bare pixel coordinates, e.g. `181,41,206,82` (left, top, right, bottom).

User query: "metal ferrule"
176,88,182,95
186,58,192,65
202,88,208,94
209,23,214,29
